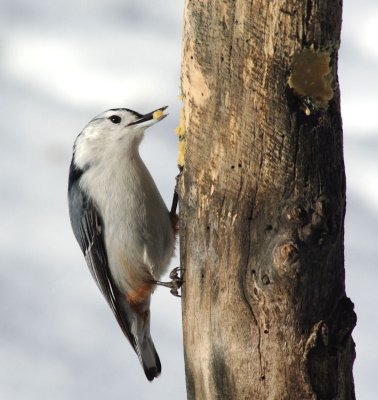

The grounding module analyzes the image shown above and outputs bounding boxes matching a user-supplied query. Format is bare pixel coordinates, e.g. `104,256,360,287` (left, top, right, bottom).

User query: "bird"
68,106,180,381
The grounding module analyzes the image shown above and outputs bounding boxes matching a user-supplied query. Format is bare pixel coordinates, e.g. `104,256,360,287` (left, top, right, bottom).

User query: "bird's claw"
154,267,185,297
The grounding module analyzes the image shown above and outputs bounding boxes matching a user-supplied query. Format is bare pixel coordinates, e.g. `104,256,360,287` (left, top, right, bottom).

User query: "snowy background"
0,1,376,399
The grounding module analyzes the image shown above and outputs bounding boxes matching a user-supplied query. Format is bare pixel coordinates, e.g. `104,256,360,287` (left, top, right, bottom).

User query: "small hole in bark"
220,56,224,62
251,269,256,274
190,56,193,59
264,329,268,334
254,288,258,295
238,163,242,167
266,224,273,231
231,165,235,169
261,375,265,380
201,93,204,96
206,226,210,230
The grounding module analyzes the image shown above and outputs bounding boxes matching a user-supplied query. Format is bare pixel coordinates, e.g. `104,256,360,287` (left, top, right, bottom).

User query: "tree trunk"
178,1,356,399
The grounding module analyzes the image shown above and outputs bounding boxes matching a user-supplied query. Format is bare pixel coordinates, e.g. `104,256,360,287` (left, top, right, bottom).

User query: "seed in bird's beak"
152,109,165,120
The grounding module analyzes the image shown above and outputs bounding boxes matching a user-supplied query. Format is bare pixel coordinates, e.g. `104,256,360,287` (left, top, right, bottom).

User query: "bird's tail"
112,292,161,381
136,330,161,381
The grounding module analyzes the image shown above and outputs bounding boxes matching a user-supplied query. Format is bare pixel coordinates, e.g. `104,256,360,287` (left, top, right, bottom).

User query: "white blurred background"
0,1,376,399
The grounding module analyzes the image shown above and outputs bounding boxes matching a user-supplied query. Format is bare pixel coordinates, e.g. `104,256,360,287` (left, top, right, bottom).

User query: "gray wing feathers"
68,182,136,347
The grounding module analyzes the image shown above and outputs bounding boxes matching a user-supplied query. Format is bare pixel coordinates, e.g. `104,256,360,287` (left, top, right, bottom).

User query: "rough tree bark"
178,1,356,399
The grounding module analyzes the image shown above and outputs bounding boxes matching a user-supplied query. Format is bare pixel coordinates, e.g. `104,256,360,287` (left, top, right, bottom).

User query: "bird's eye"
109,115,121,124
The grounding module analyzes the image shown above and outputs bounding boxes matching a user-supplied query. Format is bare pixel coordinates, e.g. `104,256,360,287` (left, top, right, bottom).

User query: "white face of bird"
73,106,167,170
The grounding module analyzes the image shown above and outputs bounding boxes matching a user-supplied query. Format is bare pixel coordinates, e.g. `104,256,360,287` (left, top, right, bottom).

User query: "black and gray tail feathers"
130,308,161,381
109,286,161,381
140,340,161,381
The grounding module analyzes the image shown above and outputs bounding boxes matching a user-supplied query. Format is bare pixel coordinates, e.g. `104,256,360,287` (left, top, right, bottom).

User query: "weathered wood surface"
178,1,356,399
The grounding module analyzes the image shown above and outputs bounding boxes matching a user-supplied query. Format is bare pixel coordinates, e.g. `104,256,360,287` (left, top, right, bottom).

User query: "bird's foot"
154,267,185,297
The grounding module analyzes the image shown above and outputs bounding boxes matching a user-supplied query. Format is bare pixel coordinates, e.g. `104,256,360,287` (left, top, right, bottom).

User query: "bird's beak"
128,106,168,127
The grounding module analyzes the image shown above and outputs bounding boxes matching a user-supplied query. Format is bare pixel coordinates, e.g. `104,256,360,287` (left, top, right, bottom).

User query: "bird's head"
73,106,167,170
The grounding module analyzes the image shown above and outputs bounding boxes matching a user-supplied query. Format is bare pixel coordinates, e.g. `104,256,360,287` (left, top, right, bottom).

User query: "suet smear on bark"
288,47,334,115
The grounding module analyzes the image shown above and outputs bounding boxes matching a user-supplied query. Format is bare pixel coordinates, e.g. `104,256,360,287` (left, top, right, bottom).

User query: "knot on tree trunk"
273,241,300,278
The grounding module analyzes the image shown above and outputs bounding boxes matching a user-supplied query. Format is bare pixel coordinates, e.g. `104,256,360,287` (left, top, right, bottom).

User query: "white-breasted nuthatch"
68,106,179,381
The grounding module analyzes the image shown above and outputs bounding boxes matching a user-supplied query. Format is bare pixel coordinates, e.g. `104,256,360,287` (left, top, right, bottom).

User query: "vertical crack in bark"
292,118,300,189
305,0,313,28
227,0,237,86
238,204,263,379
236,174,244,205
220,193,226,213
